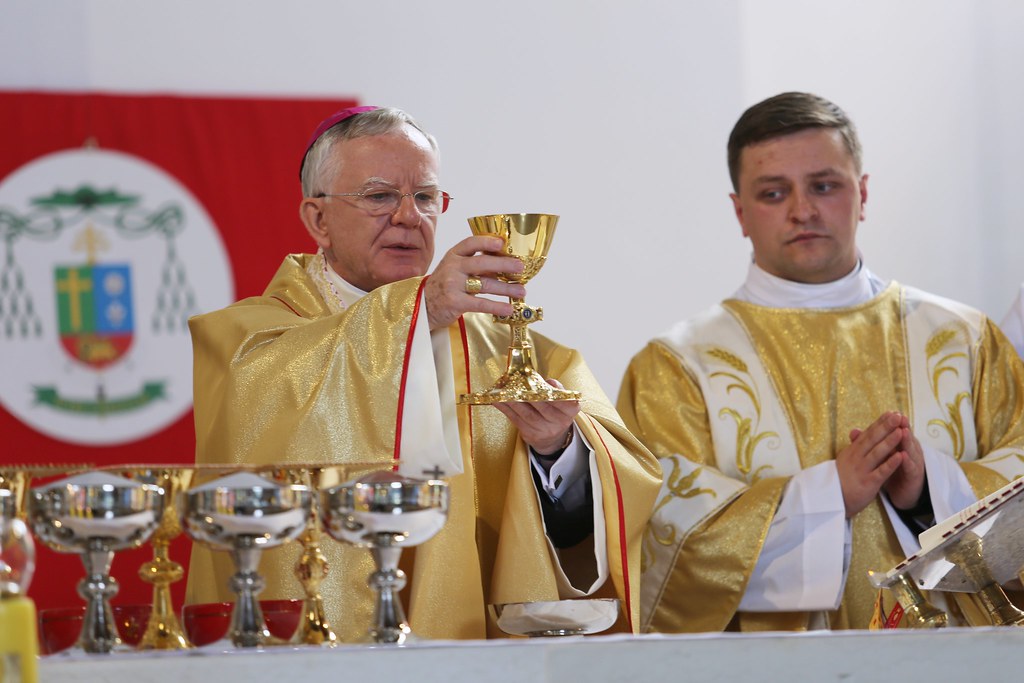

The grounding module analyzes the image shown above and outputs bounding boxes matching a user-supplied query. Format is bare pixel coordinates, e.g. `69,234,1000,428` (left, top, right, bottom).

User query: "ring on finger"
465,276,483,295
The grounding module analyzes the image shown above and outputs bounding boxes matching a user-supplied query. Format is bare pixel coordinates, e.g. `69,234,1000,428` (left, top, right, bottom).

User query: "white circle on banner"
0,148,234,445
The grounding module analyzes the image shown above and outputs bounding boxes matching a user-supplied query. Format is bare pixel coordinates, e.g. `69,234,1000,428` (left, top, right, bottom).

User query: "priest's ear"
729,192,748,236
300,197,332,251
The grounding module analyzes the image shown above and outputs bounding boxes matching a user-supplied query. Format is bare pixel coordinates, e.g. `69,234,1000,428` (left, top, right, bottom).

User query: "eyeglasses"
318,188,453,216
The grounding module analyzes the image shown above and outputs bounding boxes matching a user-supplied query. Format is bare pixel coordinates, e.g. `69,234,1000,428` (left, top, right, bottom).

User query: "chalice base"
363,542,417,646
139,618,192,650
367,626,414,646
526,628,585,637
229,629,283,649
460,368,581,405
293,598,338,646
228,600,282,648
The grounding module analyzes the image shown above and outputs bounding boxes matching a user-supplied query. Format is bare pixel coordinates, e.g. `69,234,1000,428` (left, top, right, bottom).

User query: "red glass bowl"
38,604,152,654
181,599,303,646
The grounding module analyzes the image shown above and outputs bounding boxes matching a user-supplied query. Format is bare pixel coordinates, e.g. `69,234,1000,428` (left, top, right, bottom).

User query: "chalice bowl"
321,470,449,644
118,465,195,649
28,471,164,654
181,471,312,648
459,213,581,404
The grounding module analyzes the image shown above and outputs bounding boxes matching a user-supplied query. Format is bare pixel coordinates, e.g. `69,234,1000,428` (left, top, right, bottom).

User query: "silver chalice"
28,471,164,654
321,470,448,644
181,471,312,648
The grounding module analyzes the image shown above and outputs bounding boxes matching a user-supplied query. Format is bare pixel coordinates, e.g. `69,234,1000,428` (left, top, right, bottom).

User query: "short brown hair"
727,92,862,191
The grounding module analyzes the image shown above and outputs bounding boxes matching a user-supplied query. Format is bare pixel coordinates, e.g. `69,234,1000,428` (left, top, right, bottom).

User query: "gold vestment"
618,283,1024,632
186,254,661,641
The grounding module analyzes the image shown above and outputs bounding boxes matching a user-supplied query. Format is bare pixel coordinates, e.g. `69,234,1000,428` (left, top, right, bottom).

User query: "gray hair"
300,107,439,197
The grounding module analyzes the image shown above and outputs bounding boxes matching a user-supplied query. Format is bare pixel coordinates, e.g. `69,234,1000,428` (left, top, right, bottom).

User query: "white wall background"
2,0,1022,398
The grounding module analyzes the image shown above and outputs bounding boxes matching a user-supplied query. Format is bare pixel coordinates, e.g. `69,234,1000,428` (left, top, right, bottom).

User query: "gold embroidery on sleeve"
706,347,778,483
642,455,715,571
925,326,971,460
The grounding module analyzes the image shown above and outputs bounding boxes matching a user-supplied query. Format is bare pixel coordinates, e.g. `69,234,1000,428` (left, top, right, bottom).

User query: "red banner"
0,91,357,612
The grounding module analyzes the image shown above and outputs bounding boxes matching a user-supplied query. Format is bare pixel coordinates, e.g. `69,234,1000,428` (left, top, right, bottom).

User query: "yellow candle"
0,595,38,683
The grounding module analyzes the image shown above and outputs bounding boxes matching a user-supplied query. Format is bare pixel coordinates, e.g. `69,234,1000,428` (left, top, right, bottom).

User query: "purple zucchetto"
299,105,380,179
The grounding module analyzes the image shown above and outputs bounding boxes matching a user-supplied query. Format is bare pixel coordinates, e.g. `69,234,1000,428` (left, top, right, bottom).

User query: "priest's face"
301,126,439,291
730,128,868,284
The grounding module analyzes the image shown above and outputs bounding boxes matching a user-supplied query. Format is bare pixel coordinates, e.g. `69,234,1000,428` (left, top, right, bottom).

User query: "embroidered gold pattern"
706,347,778,482
642,454,715,571
925,325,971,460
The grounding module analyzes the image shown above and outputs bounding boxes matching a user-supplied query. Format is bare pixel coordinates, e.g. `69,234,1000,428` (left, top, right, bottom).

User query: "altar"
38,627,1023,683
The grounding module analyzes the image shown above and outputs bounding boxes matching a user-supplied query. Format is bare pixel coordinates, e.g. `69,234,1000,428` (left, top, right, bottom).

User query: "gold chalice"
115,465,195,649
261,461,385,646
261,464,337,647
459,213,581,404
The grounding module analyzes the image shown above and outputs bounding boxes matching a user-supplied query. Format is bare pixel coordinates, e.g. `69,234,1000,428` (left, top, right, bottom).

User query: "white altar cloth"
39,627,1023,683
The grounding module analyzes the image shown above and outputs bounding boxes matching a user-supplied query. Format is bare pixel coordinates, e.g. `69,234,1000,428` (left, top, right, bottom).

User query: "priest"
185,106,661,641
619,92,1024,632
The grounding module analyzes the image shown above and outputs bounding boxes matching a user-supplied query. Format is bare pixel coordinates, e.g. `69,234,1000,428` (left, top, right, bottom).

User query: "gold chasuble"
186,254,661,641
619,283,1024,632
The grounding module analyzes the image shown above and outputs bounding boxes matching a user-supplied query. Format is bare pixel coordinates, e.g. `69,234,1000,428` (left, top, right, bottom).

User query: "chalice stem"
297,594,335,644
509,297,531,345
77,545,120,653
229,546,270,647
507,339,536,375
507,298,536,373
139,542,190,649
369,543,410,643
293,523,337,645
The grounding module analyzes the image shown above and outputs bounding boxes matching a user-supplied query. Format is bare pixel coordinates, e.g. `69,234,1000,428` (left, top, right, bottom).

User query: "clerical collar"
732,259,888,309
324,258,368,309
307,249,368,313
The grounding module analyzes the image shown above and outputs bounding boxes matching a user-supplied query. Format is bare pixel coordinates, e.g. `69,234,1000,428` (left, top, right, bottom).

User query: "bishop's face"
301,126,440,291
730,127,868,284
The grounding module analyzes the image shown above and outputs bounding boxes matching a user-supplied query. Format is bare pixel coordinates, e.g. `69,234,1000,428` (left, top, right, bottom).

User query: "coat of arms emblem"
0,148,233,444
